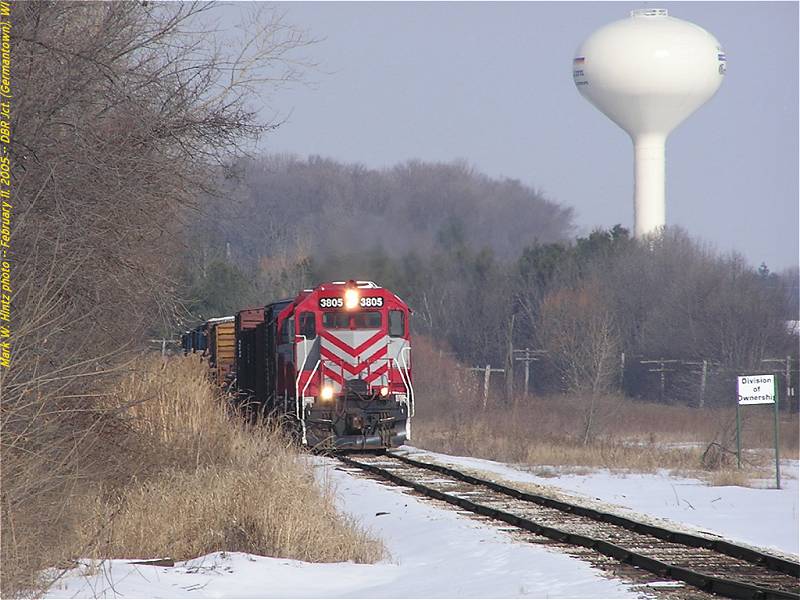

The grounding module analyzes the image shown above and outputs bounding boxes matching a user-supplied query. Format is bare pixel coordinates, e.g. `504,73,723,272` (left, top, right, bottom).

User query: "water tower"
573,9,726,237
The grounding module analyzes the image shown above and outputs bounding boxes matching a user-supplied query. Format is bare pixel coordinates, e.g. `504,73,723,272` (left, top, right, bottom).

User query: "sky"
232,2,798,271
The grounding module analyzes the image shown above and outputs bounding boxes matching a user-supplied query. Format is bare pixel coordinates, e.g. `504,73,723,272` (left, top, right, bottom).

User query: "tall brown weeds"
1,356,383,598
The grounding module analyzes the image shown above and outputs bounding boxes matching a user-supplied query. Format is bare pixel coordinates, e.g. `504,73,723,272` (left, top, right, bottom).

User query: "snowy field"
403,446,799,558
44,447,799,599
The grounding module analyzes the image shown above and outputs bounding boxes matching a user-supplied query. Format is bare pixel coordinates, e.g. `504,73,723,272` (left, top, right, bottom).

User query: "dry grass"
706,469,758,487
414,396,798,481
94,464,378,564
414,406,711,473
90,355,382,564
96,356,381,564
412,337,799,485
2,355,383,598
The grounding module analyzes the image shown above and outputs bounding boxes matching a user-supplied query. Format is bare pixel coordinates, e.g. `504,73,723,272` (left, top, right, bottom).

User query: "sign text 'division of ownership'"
737,375,775,405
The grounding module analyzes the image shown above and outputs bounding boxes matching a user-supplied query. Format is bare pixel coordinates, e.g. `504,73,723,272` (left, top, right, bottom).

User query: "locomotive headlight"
380,386,390,397
320,385,334,402
344,288,359,310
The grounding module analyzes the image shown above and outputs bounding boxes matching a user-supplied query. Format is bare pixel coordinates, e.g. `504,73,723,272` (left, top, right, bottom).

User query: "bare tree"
536,282,621,443
2,3,312,593
602,229,793,370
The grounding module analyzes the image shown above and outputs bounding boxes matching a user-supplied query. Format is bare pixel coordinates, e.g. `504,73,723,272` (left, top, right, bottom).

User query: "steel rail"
388,451,800,578
337,453,799,600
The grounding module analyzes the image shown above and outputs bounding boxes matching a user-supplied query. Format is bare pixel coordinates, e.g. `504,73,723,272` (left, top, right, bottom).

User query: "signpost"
736,374,780,489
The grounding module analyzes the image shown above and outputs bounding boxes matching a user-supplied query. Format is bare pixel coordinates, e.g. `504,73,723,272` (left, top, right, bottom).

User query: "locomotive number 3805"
318,296,384,309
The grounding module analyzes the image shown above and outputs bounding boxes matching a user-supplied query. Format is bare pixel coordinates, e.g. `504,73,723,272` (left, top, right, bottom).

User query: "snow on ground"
43,447,799,598
45,457,640,599
399,446,800,558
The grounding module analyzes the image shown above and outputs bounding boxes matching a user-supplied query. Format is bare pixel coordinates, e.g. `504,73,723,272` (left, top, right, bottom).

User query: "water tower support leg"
633,134,666,237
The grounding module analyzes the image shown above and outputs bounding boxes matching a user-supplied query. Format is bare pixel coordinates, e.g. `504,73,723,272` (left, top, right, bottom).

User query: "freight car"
180,316,235,387
237,280,414,450
234,307,265,400
181,323,208,354
207,316,235,387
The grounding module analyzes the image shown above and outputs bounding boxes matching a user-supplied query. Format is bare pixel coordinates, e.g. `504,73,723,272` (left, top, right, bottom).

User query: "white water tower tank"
573,9,726,237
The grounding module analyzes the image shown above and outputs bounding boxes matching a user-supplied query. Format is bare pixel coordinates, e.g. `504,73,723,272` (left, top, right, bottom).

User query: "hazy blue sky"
239,2,798,271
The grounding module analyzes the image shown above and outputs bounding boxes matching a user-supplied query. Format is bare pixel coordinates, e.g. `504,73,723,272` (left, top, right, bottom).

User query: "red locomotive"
234,280,414,450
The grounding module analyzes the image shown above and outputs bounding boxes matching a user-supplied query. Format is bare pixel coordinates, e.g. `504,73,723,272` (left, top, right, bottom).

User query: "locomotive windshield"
322,311,382,330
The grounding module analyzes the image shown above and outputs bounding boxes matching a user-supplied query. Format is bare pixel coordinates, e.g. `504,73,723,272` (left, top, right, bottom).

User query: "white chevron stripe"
327,329,380,348
320,336,388,366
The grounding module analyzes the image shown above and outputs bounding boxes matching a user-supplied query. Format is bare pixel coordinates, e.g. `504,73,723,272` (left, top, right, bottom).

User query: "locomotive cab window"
322,313,349,329
298,312,316,339
323,311,382,330
279,317,294,344
353,312,381,329
389,310,405,337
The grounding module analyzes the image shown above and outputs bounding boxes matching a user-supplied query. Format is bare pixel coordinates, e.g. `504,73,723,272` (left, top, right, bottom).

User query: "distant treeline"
182,157,797,407
186,154,573,273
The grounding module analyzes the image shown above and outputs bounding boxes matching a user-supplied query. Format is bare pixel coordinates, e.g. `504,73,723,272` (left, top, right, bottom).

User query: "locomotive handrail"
395,355,409,400
297,358,321,446
400,345,414,417
298,359,321,419
295,334,310,417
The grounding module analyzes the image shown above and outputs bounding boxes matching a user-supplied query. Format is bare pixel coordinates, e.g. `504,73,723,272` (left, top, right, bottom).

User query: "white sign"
737,374,775,405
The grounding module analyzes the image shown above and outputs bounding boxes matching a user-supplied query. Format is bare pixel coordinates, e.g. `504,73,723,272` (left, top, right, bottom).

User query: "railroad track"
335,451,799,600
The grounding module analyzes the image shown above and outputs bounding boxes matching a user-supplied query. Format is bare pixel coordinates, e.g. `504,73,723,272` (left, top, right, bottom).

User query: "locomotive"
182,280,414,450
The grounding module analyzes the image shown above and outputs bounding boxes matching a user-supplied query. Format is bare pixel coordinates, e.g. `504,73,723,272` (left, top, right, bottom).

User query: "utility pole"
468,365,505,409
640,359,679,402
148,338,173,356
505,314,515,405
701,359,707,408
684,359,712,408
513,348,546,397
787,356,792,411
762,357,791,412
